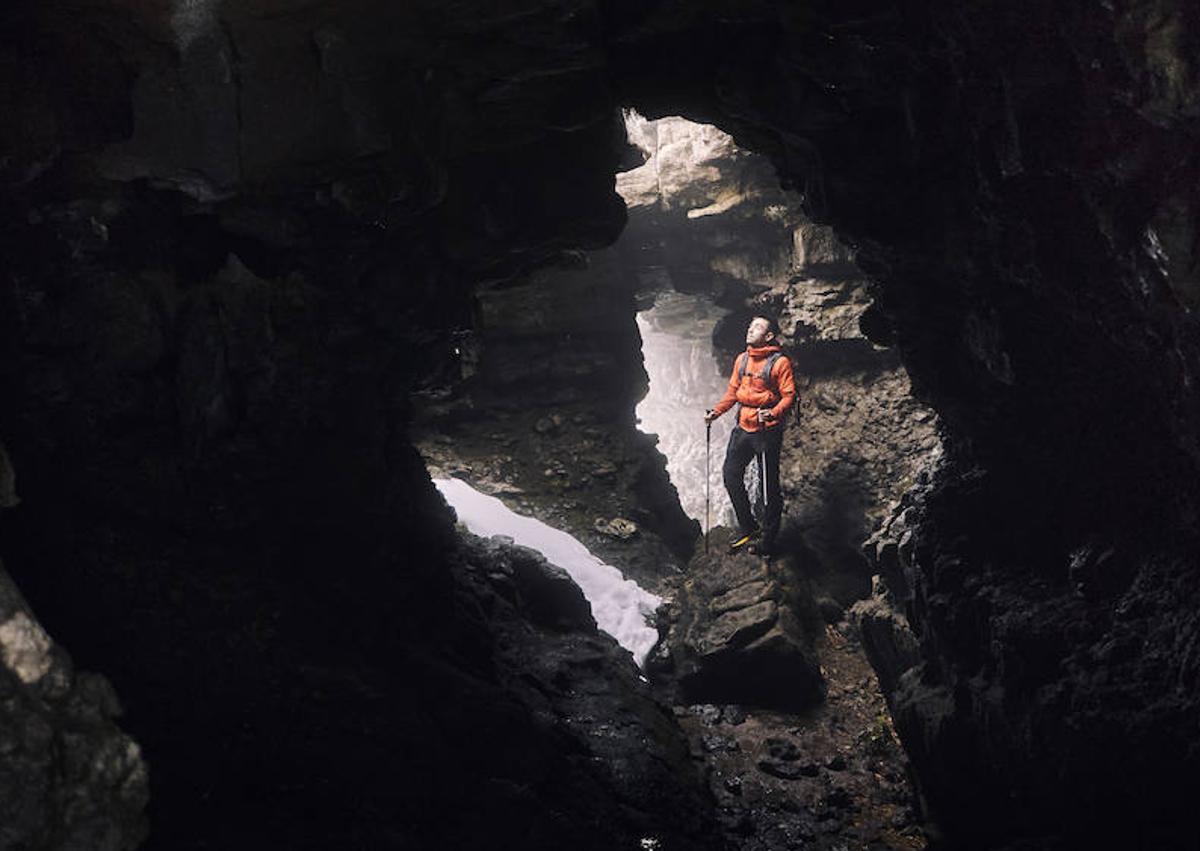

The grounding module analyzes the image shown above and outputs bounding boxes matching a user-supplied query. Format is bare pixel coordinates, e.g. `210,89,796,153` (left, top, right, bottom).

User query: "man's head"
746,315,779,347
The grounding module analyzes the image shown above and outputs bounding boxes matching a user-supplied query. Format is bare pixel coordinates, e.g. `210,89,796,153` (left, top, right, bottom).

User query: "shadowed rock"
658,530,825,711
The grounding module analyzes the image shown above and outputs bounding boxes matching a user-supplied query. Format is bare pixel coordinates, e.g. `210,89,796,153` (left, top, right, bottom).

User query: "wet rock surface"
657,534,825,711
671,623,926,851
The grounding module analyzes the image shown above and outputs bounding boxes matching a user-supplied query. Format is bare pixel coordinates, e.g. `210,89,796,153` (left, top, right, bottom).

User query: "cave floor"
672,621,926,850
415,399,690,593
415,404,928,850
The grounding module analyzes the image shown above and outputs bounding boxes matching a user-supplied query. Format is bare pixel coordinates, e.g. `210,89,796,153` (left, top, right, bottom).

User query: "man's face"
746,317,773,346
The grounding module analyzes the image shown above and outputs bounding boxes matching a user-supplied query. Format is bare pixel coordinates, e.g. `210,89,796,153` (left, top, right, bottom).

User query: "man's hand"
704,409,717,424
756,408,775,424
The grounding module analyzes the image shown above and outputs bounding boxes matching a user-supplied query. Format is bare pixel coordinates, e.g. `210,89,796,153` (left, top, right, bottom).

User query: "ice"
434,478,663,668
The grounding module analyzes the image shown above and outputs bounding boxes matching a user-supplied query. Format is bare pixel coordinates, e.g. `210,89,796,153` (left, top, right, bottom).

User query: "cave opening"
3,3,1200,850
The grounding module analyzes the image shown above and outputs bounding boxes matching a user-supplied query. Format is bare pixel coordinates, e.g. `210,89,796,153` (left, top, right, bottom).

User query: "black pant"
722,425,784,546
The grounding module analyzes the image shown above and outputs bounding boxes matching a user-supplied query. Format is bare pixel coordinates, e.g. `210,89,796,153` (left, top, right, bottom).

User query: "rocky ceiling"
1,0,1198,849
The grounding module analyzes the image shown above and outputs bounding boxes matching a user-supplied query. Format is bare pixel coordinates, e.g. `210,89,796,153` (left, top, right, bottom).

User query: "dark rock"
504,544,596,633
665,538,825,711
721,704,747,726
825,786,854,811
848,596,921,697
695,600,779,656
0,441,18,510
755,759,806,781
718,807,755,836
762,737,801,761
709,580,774,615
701,734,740,754
815,595,845,624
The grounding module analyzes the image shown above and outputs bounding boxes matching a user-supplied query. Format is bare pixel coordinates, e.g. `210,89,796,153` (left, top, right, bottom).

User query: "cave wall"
0,1,703,847
617,115,940,608
2,0,1199,848
605,2,1200,847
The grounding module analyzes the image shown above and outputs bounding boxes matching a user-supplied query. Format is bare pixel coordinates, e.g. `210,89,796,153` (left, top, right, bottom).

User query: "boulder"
848,595,921,697
661,533,825,711
476,538,596,633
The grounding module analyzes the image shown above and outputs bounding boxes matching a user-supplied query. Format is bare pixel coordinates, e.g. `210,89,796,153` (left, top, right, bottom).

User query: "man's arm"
706,355,742,421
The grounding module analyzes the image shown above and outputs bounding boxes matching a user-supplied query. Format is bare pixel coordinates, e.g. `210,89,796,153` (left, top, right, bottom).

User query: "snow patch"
434,478,663,668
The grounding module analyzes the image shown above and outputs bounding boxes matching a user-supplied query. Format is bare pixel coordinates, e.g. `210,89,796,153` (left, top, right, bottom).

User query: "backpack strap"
735,353,749,421
761,352,783,385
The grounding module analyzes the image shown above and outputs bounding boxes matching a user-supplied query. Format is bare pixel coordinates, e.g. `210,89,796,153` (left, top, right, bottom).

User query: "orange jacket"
711,344,797,432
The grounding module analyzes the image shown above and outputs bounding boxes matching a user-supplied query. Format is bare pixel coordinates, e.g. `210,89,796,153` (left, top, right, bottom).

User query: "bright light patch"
0,612,52,684
635,291,735,528
434,478,663,668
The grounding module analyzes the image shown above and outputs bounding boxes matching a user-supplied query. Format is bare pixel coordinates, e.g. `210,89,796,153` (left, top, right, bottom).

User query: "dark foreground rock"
449,533,722,851
657,531,825,711
671,622,927,851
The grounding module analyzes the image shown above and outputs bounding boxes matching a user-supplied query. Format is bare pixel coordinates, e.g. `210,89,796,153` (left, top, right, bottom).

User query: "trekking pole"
756,449,767,519
704,414,712,554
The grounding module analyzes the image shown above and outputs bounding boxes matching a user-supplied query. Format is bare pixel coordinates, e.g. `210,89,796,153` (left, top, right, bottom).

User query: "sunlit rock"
0,561,147,850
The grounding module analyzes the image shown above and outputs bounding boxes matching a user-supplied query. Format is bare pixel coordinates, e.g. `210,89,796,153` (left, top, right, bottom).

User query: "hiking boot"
728,529,760,552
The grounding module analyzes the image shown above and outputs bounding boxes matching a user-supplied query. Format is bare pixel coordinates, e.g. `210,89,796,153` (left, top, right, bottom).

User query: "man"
705,315,796,557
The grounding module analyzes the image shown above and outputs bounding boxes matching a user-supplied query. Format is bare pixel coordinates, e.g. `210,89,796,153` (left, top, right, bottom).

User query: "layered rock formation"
656,534,825,711
2,1,1199,849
